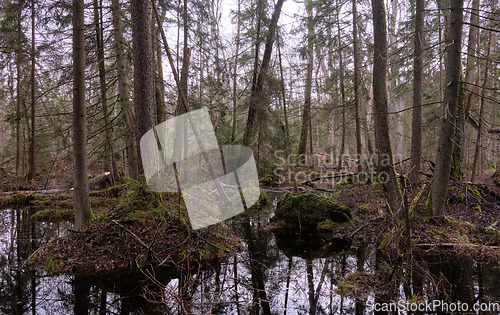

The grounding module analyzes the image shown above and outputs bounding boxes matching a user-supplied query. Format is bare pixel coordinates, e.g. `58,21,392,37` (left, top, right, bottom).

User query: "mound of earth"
270,193,351,234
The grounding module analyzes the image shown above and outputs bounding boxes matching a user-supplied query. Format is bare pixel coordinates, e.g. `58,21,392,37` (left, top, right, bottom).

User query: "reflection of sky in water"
2,195,500,314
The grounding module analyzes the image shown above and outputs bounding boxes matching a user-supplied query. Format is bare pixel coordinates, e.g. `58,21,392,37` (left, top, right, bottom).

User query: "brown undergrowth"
28,180,242,277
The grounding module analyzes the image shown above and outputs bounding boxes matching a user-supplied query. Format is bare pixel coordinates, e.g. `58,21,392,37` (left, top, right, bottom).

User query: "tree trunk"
428,0,463,220
298,0,314,161
131,0,154,175
94,0,115,182
336,0,346,172
242,0,285,146
154,8,167,123
409,0,424,183
16,6,22,176
73,0,91,229
471,29,493,182
371,0,404,218
353,0,363,172
277,28,290,148
177,0,189,115
28,0,36,180
231,0,241,143
111,0,138,179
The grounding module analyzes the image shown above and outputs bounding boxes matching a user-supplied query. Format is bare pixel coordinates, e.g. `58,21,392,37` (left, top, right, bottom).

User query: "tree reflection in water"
2,195,500,314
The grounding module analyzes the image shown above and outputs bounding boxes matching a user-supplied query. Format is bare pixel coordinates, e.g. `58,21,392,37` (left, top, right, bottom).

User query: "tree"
298,0,314,159
130,0,154,175
73,0,91,229
428,0,463,220
111,0,138,179
242,0,285,146
353,0,363,172
28,0,36,180
371,0,404,217
409,0,424,183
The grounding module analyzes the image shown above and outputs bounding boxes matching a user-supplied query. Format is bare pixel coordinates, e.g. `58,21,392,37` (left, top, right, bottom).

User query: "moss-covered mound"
28,180,241,277
270,193,351,233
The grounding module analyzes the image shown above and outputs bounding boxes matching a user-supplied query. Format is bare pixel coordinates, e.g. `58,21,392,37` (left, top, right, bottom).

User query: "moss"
474,204,482,214
425,192,432,216
317,219,337,232
271,193,351,233
31,209,74,221
43,254,60,274
0,193,31,208
358,205,370,214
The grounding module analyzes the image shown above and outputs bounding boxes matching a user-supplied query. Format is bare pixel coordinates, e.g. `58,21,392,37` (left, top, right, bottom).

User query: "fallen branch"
416,243,500,249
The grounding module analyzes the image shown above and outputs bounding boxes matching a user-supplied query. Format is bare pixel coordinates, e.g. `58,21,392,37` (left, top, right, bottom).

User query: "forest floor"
1,168,499,277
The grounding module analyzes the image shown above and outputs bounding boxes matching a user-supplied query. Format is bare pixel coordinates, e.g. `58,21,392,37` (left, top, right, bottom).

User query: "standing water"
1,194,499,314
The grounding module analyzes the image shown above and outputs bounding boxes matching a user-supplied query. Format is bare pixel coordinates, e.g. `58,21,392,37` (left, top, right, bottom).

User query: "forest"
0,0,499,313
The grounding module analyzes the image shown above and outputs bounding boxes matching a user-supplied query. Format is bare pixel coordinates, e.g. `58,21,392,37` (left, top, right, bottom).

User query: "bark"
353,0,363,172
336,0,346,172
131,0,154,175
371,0,404,218
16,7,22,176
429,0,463,219
28,0,36,180
154,8,167,123
111,0,138,179
410,0,424,183
471,29,493,182
277,28,290,147
73,0,91,229
242,0,285,146
298,0,314,160
231,0,241,143
177,0,189,115
94,0,115,182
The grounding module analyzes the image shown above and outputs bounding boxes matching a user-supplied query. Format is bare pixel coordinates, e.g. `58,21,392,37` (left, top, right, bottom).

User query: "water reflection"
2,195,500,314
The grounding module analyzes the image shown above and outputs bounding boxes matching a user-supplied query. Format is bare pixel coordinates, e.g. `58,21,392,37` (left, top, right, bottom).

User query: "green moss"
425,192,432,216
358,205,370,214
43,254,60,274
30,209,74,221
474,204,482,214
271,193,351,233
0,193,30,208
317,219,337,232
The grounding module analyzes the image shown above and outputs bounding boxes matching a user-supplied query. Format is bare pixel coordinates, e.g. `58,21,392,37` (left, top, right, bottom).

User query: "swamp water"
1,194,499,314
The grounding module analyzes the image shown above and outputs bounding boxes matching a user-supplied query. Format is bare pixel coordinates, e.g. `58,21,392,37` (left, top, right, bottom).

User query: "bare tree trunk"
73,0,91,229
16,7,22,176
429,0,463,220
94,0,115,182
177,0,189,115
371,0,404,218
298,0,314,161
410,0,424,183
277,28,290,149
28,0,36,180
353,0,363,172
131,0,154,175
471,29,493,182
242,0,285,146
111,0,138,179
154,8,167,123
231,0,241,143
336,0,346,172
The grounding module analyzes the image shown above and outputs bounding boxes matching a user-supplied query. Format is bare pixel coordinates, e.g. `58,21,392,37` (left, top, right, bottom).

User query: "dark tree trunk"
298,0,314,160
242,0,285,146
410,0,424,183
73,0,91,229
353,0,363,172
371,0,404,218
131,0,154,175
428,0,463,219
111,0,138,179
28,0,36,180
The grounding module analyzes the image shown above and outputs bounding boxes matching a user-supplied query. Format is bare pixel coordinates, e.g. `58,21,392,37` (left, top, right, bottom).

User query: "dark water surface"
1,194,499,314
